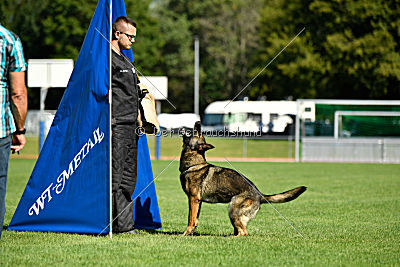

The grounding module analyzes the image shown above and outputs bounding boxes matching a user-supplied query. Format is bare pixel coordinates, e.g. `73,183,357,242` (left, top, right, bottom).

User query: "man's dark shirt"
112,50,138,125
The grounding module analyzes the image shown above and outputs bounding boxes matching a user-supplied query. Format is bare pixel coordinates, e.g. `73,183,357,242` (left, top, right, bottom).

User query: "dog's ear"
198,143,214,151
194,121,201,136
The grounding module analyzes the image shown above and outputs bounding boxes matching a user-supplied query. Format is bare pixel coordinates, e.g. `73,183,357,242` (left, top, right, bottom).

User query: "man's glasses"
119,32,136,41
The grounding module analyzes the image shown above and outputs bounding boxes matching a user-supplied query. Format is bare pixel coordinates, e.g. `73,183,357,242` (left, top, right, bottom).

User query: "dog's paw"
183,229,194,236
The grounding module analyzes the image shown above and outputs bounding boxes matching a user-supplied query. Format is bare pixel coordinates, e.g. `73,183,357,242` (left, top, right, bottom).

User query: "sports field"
147,135,296,159
1,157,399,265
13,136,296,159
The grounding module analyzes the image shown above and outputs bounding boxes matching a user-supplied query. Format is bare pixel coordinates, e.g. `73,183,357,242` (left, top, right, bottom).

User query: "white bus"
202,100,315,134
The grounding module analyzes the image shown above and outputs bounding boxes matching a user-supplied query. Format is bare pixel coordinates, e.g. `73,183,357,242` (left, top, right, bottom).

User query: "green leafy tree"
125,0,164,75
153,0,264,113
1,0,98,109
1,0,97,60
251,0,400,100
154,2,194,113
39,0,98,60
0,0,51,59
193,0,263,103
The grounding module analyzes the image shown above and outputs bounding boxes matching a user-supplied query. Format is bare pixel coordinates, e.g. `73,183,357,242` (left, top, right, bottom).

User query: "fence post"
39,87,48,152
295,100,300,162
156,134,161,160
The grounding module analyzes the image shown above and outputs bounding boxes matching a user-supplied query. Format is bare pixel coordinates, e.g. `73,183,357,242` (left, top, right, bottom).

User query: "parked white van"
202,100,315,134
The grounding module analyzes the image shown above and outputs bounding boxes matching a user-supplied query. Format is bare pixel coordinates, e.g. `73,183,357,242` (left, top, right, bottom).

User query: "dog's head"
181,121,214,153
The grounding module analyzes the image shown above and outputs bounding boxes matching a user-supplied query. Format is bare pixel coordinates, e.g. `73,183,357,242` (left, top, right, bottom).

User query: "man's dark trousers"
112,124,138,233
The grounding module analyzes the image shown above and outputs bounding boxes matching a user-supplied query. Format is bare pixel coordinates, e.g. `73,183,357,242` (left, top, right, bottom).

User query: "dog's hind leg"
228,196,260,236
183,195,201,236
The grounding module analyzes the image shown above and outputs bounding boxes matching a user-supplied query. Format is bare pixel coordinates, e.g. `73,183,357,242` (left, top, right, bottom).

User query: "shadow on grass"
141,229,232,237
4,225,232,237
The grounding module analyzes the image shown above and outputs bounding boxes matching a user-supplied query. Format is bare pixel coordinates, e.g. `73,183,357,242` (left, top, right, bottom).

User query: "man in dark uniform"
111,16,139,234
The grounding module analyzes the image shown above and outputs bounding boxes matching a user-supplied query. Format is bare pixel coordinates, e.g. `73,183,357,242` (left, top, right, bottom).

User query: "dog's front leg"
195,202,202,228
183,196,201,236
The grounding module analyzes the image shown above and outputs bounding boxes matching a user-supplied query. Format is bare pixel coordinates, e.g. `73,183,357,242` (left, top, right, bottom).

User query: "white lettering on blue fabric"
28,127,105,216
28,183,53,216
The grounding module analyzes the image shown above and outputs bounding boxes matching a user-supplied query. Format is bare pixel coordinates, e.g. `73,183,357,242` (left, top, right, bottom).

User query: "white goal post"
295,99,400,163
334,111,400,139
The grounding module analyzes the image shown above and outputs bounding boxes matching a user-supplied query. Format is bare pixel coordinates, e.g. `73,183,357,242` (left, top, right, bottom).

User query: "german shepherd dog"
179,122,306,236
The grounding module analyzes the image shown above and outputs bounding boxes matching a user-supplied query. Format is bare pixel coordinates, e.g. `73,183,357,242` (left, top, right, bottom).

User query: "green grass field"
148,135,295,158
21,135,295,159
1,158,399,266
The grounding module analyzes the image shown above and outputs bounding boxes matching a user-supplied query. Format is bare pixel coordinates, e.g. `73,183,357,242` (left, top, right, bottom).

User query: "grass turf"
1,159,399,265
147,136,295,158
17,136,295,159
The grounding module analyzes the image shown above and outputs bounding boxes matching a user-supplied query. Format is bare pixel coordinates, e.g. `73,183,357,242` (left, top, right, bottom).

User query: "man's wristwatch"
14,128,26,135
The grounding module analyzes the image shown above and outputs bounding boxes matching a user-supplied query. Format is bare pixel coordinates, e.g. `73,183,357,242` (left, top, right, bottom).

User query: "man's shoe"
124,229,139,234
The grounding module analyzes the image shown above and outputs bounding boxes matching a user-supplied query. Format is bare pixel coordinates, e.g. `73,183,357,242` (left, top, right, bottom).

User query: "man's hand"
11,133,26,153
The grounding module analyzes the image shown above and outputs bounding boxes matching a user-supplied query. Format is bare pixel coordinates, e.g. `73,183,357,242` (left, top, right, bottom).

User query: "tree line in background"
1,0,399,114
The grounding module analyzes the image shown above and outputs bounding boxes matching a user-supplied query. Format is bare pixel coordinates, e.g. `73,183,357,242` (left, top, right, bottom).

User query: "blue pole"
156,134,160,160
39,120,44,152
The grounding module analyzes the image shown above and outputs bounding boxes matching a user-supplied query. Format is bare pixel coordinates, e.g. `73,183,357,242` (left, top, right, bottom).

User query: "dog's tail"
261,186,307,204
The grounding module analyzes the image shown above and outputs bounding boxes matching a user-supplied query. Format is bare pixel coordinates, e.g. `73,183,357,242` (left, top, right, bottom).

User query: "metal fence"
295,99,400,163
301,137,400,163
